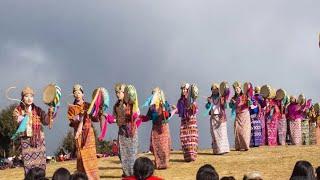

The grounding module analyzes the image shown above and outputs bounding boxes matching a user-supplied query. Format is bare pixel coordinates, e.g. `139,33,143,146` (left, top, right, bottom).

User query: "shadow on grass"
100,175,122,178
170,151,183,155
169,159,185,163
110,160,121,164
99,167,122,170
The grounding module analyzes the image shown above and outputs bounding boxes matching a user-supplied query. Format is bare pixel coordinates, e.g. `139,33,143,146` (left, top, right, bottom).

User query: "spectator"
221,176,236,180
70,172,88,180
316,166,320,180
122,157,163,180
196,164,219,180
290,160,315,180
52,167,71,180
243,171,263,180
24,167,47,180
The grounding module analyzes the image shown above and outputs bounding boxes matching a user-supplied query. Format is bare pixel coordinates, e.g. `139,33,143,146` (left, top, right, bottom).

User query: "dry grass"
2,145,320,180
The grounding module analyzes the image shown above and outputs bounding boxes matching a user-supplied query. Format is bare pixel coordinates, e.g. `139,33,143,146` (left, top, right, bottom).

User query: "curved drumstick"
5,87,26,106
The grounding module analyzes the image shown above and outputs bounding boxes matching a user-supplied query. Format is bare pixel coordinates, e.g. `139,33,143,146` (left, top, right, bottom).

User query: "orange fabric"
68,102,100,180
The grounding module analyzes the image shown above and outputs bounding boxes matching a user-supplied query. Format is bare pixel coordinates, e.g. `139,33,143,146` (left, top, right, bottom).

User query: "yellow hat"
232,81,241,89
73,84,83,93
297,94,306,105
290,95,296,103
180,83,190,90
114,83,125,93
254,86,260,94
21,86,34,97
219,81,228,96
211,83,219,91
275,89,287,100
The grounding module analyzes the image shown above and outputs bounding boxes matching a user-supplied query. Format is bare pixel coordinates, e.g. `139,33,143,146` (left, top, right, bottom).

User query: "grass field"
2,145,320,180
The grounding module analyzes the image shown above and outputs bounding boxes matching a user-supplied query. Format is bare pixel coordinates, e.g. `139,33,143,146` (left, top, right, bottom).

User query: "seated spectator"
70,172,88,180
316,166,320,180
52,167,71,180
243,171,263,180
290,160,315,180
221,176,236,180
24,167,47,180
196,164,219,180
122,157,163,180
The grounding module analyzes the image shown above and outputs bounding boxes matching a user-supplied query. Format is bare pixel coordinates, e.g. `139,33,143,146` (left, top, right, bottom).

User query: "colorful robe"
177,97,199,161
286,103,304,145
113,100,138,176
275,100,287,145
308,111,318,145
229,94,251,151
12,104,51,176
141,101,172,169
206,95,230,154
264,99,280,146
250,95,263,147
67,102,100,180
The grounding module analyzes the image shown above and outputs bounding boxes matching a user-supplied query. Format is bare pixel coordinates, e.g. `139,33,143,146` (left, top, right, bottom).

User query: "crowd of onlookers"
195,160,320,180
23,157,320,180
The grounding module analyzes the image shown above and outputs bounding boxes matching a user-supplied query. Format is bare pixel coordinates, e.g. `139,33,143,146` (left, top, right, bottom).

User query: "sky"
0,1,319,155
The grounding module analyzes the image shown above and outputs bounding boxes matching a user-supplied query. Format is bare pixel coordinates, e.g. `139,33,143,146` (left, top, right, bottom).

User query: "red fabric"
122,176,163,180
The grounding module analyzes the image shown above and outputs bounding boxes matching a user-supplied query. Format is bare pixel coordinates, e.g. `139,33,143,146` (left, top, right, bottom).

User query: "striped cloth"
289,119,302,145
301,119,310,145
210,114,230,154
76,126,100,180
119,130,138,176
277,115,287,145
151,123,171,169
180,116,198,161
21,134,46,175
266,115,278,146
234,110,251,151
309,122,317,145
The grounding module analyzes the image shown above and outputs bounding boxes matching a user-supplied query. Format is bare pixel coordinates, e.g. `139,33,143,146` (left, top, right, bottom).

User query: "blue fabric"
203,103,212,116
142,95,153,108
11,115,29,140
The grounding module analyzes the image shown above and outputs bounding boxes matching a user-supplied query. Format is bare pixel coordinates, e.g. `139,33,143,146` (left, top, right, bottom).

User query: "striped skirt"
210,115,230,154
289,120,302,145
151,123,171,169
119,131,138,176
301,119,310,145
277,115,287,145
21,136,46,176
234,110,251,151
266,115,278,146
180,116,198,161
260,113,266,146
309,122,317,145
76,127,100,180
250,114,262,147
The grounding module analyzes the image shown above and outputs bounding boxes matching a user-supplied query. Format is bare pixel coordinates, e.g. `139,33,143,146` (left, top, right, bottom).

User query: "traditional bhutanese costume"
141,88,172,169
307,108,318,145
286,102,303,145
13,104,51,175
229,94,251,151
68,101,100,180
177,83,199,161
113,100,138,176
206,93,230,154
177,97,198,161
249,94,263,147
113,84,140,177
264,99,280,146
275,99,288,145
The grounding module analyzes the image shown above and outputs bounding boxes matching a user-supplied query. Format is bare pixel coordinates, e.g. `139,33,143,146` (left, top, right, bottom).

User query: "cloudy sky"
0,1,319,155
